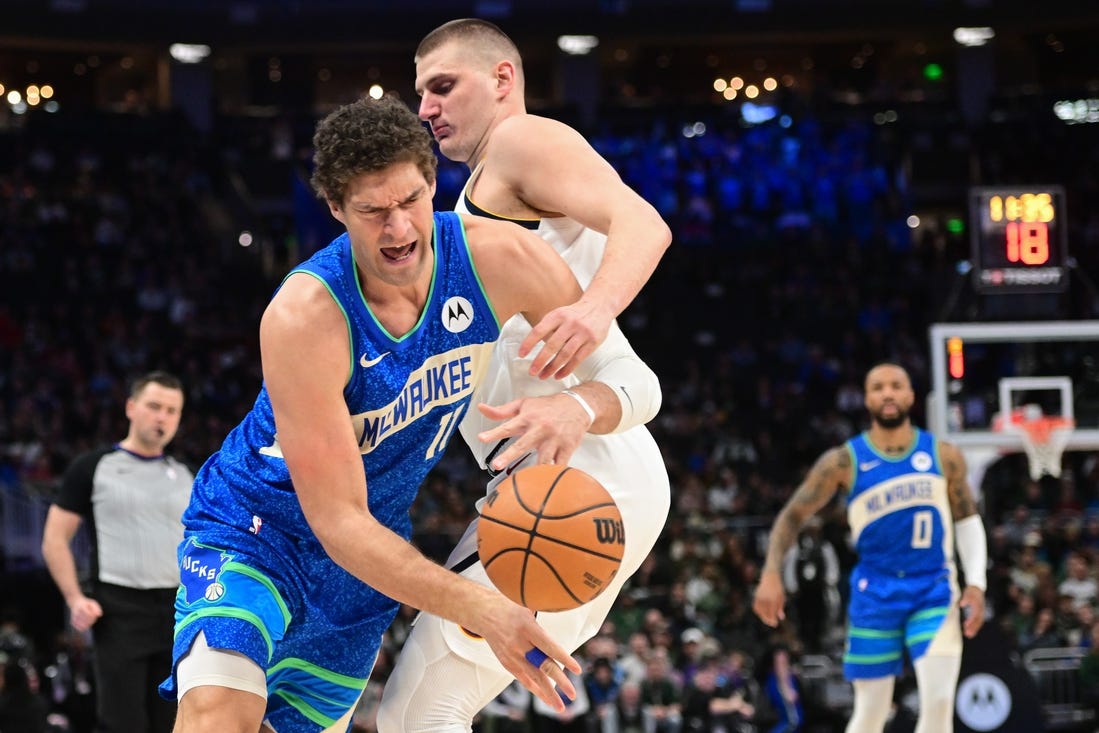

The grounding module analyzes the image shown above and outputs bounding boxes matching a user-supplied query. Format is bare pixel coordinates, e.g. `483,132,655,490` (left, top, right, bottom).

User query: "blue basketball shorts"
842,564,961,680
158,534,398,732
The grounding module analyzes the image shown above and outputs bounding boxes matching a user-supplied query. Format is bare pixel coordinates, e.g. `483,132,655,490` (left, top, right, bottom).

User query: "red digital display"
969,186,1068,293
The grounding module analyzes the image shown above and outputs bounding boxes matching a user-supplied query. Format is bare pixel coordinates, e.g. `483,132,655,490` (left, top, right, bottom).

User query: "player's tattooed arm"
762,446,850,575
940,441,978,520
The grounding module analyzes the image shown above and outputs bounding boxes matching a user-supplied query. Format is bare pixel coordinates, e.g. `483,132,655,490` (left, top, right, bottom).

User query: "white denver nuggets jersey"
454,164,610,469
845,429,955,577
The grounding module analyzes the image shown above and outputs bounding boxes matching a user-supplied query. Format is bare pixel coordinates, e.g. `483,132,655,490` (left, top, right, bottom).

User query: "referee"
42,371,193,733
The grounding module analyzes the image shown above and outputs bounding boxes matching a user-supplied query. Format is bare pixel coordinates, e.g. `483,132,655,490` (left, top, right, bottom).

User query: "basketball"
477,464,625,612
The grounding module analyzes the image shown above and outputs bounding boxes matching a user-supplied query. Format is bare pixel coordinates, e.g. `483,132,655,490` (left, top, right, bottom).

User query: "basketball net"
993,405,1075,481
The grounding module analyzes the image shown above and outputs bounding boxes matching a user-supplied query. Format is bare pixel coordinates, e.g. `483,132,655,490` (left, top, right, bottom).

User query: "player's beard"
872,406,909,429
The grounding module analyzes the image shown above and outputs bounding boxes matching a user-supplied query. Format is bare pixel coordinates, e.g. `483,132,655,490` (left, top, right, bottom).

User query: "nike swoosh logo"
859,460,881,471
359,351,391,368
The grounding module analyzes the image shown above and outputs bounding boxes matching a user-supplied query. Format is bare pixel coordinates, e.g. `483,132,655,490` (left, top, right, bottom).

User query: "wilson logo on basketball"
593,517,625,545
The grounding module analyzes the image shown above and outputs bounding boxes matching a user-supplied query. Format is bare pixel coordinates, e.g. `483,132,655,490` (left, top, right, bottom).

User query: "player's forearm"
317,509,498,629
569,322,662,433
585,218,671,316
762,507,804,575
563,383,620,434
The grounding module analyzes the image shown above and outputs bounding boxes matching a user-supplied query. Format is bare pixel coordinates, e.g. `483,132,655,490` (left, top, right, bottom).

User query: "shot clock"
969,186,1068,293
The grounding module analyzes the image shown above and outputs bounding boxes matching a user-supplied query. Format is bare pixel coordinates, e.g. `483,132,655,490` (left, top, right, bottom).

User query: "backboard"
928,321,1099,473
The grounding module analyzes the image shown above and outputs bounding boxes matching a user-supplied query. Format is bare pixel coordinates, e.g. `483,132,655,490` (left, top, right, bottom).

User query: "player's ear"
493,60,516,97
327,198,346,224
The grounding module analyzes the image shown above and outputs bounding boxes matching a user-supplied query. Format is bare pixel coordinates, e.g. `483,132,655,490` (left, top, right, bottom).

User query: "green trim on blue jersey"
351,232,438,345
454,213,501,331
861,428,920,462
848,627,904,639
223,561,292,628
843,651,903,664
909,606,949,623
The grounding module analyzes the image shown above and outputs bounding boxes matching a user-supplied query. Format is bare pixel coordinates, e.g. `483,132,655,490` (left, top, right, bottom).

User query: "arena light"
557,35,599,56
741,102,777,125
170,43,211,64
953,27,995,47
368,84,384,100
1053,99,1099,125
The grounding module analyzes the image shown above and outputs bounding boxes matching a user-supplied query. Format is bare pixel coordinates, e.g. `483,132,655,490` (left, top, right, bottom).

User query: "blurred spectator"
0,656,50,733
586,656,623,730
619,632,653,687
762,646,803,733
680,658,754,733
1021,608,1066,653
614,681,646,733
639,650,682,733
1080,620,1099,720
480,680,531,733
1058,552,1098,611
531,663,589,732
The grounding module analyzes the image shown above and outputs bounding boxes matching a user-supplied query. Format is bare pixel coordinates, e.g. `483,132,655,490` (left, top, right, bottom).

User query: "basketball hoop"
994,405,1075,480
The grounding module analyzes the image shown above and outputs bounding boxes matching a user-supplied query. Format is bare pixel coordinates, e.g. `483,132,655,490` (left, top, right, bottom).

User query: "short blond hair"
415,18,524,83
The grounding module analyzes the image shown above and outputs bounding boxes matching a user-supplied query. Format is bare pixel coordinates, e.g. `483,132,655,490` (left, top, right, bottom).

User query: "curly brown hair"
310,94,437,206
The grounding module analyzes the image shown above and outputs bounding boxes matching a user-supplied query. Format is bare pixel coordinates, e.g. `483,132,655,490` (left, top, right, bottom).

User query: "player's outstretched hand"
519,299,613,380
752,570,787,628
959,586,986,638
476,597,581,713
478,395,591,470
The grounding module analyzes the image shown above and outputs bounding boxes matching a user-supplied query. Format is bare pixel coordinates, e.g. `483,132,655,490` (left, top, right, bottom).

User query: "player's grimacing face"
864,366,914,428
415,44,497,163
329,161,437,288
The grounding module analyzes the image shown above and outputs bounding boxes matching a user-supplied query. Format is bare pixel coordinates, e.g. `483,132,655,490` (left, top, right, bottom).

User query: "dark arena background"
2,1,1099,731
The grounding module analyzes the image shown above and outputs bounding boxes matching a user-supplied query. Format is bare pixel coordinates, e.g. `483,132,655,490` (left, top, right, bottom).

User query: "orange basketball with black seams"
477,464,625,612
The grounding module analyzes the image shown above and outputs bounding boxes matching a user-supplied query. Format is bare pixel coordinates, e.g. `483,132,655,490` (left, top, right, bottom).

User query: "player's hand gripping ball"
477,464,625,612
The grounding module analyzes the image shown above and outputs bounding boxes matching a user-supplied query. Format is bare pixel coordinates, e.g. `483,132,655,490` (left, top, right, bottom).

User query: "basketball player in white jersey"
375,18,673,733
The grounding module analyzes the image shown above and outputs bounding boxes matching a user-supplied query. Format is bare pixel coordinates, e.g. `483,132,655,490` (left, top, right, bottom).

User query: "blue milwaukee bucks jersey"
184,211,499,544
844,429,953,577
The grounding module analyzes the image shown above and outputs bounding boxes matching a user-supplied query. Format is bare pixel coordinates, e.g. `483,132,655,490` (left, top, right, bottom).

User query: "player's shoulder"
462,214,546,275
814,443,854,476
265,271,341,331
489,114,584,157
930,433,967,469
928,430,961,456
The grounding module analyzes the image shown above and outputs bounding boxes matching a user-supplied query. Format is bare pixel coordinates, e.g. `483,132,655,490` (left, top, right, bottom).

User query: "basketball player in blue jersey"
375,19,672,733
157,94,630,733
753,363,989,733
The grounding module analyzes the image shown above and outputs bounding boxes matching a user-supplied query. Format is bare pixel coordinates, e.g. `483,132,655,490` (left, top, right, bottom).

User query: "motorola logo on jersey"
442,295,474,333
911,451,933,472
956,673,1012,731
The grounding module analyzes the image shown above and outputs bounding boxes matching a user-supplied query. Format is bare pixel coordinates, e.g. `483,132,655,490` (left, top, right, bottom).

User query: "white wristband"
955,515,988,592
562,389,596,427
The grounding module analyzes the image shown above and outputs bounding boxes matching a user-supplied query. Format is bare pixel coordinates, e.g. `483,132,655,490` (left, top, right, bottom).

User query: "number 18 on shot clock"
969,185,1068,293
